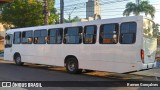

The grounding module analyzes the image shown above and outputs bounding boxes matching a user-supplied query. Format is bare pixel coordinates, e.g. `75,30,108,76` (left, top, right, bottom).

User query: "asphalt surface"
0,59,160,90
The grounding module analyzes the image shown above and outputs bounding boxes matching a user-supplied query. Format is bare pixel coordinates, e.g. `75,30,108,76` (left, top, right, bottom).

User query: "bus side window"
64,26,82,44
48,28,63,44
5,34,12,48
99,23,119,44
13,32,21,44
120,22,137,44
34,30,47,44
83,25,97,44
22,31,33,44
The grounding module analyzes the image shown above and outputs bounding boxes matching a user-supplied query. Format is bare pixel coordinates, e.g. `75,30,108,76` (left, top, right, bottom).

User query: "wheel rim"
68,61,76,71
16,57,21,63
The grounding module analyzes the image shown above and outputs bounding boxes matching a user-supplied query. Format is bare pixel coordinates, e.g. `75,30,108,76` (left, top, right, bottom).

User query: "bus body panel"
143,38,157,64
4,16,156,73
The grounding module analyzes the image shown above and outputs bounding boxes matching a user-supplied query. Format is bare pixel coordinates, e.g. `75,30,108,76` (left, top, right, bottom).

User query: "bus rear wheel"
14,54,24,66
66,58,81,74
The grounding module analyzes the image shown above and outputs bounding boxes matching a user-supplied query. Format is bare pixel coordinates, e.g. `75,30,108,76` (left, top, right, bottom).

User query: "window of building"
83,25,97,44
120,22,137,44
34,29,47,44
22,31,33,44
48,28,63,44
64,26,82,44
99,23,119,44
13,32,21,44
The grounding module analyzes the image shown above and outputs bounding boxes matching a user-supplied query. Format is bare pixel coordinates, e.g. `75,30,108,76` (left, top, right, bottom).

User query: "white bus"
4,16,157,73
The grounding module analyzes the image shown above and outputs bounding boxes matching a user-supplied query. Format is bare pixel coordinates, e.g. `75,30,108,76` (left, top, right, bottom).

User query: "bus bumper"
138,62,156,70
141,62,156,69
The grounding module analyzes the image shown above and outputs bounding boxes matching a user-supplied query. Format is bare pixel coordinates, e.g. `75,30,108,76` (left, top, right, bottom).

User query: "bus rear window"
120,22,137,44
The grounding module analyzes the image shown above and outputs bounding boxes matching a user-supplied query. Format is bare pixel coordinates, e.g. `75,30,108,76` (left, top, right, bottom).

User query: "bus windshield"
143,19,155,38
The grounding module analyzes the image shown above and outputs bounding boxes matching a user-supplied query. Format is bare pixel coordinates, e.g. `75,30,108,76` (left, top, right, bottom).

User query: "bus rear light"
141,49,144,63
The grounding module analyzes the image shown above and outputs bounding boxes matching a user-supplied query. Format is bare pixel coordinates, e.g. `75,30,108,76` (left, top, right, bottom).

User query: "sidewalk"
131,68,160,77
0,57,3,60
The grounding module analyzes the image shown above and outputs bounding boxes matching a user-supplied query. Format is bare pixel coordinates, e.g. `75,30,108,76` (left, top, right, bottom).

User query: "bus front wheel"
66,58,81,74
14,54,24,66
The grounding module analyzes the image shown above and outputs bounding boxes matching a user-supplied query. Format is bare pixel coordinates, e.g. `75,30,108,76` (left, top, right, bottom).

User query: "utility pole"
43,0,48,25
60,0,64,23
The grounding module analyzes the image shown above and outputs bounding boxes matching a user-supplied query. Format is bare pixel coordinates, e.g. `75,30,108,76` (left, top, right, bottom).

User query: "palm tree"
123,1,155,19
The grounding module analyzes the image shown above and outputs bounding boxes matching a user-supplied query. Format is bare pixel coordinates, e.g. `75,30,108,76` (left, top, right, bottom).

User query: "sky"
55,0,160,24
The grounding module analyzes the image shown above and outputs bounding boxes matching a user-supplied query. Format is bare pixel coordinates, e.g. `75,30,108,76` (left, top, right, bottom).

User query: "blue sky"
55,0,160,24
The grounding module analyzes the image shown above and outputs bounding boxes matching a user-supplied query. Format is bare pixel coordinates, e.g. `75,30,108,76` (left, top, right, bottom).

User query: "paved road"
0,59,160,90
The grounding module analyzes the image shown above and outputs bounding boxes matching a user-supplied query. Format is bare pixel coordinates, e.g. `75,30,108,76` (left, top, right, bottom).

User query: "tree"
0,0,58,28
123,1,155,19
64,16,80,23
153,24,160,37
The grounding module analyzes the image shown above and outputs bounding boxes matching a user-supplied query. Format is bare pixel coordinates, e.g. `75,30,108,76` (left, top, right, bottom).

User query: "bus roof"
6,16,144,34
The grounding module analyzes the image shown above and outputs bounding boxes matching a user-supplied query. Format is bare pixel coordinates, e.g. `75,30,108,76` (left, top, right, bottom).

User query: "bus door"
4,34,13,61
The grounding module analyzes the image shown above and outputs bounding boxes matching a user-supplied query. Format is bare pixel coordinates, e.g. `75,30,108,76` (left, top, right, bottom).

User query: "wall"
0,23,5,51
0,39,4,51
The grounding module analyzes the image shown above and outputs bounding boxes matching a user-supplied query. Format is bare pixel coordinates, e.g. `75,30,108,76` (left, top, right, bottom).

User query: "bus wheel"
66,58,81,74
14,54,24,66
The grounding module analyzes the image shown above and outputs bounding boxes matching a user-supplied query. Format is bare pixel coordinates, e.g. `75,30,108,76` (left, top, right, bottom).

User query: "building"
81,0,101,22
0,24,5,51
86,0,101,18
0,37,4,51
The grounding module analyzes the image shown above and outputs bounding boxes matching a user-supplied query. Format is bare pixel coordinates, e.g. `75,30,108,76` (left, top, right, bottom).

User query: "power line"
63,1,158,15
65,10,124,13
56,2,86,9
61,0,130,18
100,0,130,5
56,0,130,10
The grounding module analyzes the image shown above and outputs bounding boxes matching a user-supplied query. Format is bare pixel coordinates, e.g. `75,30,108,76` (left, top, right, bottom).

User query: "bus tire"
66,58,81,74
14,54,24,66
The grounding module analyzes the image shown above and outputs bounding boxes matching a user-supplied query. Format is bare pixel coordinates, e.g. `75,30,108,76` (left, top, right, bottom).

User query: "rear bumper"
137,62,156,70
141,62,156,69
